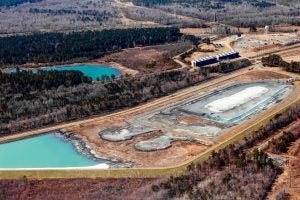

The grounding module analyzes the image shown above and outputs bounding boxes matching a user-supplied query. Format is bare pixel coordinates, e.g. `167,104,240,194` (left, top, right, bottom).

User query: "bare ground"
99,41,192,73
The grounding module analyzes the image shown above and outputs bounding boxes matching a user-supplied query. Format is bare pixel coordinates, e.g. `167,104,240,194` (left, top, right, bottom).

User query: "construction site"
182,25,300,63
80,74,294,167
62,27,300,169
1,25,300,175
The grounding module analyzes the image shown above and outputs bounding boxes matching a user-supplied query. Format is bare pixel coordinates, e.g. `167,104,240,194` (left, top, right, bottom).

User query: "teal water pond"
0,133,100,168
9,64,121,80
43,65,121,80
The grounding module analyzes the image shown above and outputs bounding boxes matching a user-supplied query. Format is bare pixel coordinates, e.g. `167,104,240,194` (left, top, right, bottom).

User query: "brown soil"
180,28,210,35
99,42,192,73
236,69,290,80
252,44,282,52
177,115,211,125
176,115,223,128
186,42,232,63
278,48,300,62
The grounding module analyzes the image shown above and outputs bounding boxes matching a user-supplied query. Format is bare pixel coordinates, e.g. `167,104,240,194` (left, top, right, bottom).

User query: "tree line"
0,0,41,7
202,58,251,74
0,70,91,94
132,0,274,8
29,8,114,24
0,27,182,66
267,131,298,154
262,54,300,74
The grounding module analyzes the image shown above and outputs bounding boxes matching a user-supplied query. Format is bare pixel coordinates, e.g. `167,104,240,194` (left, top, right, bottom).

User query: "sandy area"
278,48,300,62
180,28,211,35
94,60,138,76
187,44,232,62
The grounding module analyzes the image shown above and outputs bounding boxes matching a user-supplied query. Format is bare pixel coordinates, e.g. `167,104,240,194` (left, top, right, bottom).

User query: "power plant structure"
191,51,240,67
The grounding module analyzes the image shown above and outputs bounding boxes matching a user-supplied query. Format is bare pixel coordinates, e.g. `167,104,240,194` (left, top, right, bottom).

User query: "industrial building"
191,51,240,67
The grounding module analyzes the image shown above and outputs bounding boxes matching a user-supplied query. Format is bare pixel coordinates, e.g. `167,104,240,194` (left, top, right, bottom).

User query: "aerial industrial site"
0,0,299,199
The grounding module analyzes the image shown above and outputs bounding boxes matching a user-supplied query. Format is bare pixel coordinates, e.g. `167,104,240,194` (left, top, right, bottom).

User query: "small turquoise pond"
9,65,121,80
44,65,121,80
0,133,100,168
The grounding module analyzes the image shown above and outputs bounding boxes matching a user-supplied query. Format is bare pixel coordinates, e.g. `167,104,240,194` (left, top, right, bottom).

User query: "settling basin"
7,64,121,80
0,132,108,169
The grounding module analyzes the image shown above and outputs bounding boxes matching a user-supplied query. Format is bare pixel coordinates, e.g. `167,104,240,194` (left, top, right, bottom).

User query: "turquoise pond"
0,133,100,168
9,65,121,80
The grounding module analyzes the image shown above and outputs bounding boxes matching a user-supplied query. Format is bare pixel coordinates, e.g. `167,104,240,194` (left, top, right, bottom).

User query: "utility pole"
214,12,217,23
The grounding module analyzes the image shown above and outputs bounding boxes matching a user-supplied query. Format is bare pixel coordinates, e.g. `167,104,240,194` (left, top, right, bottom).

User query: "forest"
202,59,251,74
0,68,209,135
151,103,300,199
153,149,278,199
0,27,182,66
0,0,41,7
130,0,299,28
262,54,300,74
267,131,299,154
132,0,275,8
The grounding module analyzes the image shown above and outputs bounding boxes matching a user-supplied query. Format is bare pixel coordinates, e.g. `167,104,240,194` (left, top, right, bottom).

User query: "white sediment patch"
101,126,156,142
135,136,173,151
205,86,269,113
0,163,110,170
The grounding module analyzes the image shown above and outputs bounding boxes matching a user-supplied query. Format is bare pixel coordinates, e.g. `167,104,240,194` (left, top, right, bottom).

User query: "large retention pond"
9,64,121,80
0,133,104,168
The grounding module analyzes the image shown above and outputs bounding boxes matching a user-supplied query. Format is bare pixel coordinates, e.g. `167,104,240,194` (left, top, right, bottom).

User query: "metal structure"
192,51,240,67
